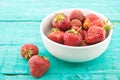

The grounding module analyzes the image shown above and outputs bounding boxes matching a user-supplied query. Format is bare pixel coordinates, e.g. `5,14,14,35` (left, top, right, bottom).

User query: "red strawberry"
20,44,38,60
85,26,105,44
64,29,83,46
71,26,80,31
83,14,99,30
47,28,64,44
88,19,104,28
71,26,86,40
70,19,82,27
52,13,71,31
28,55,50,78
79,29,87,40
69,10,84,21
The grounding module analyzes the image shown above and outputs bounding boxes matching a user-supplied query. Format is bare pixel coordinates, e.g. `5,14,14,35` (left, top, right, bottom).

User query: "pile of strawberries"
47,9,110,46
20,44,50,78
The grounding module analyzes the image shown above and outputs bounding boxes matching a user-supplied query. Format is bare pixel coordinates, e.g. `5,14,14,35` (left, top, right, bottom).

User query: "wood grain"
0,0,120,21
0,0,120,79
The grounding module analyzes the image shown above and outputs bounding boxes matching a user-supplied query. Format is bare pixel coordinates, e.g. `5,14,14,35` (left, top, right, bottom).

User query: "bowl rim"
40,8,113,49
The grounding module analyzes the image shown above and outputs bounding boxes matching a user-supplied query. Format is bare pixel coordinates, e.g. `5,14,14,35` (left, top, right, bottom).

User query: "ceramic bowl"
40,8,113,62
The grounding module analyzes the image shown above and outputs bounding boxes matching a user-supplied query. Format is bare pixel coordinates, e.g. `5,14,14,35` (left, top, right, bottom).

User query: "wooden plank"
0,0,120,21
0,22,41,44
0,0,120,7
0,73,120,80
1,45,120,74
0,0,120,79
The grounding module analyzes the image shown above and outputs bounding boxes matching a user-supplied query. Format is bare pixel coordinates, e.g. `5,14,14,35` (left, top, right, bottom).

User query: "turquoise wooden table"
0,0,120,80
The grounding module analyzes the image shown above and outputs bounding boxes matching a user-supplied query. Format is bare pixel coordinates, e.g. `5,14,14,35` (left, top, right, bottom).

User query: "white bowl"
40,8,113,62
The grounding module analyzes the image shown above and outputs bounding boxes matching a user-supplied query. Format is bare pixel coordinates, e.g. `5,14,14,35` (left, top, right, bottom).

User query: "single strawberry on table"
52,13,71,31
28,55,50,78
64,29,83,46
20,44,38,60
47,28,64,44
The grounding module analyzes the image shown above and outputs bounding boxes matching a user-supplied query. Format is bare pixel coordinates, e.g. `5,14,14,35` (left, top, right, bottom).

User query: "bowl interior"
41,9,112,47
40,9,113,62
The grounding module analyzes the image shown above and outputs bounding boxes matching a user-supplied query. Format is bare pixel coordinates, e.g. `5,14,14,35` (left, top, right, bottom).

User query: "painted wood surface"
0,0,120,80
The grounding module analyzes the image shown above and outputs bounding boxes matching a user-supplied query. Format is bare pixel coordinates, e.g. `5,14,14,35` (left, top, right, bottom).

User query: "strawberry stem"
104,18,110,26
51,28,59,32
103,19,112,31
39,55,49,60
68,29,78,34
111,22,119,26
76,27,82,32
54,13,65,23
103,19,119,31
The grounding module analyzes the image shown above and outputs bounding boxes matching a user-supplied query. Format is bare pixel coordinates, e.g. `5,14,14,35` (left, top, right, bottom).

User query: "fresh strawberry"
83,14,99,30
85,26,105,44
52,13,71,31
88,19,104,28
71,26,86,40
47,28,64,44
70,19,82,27
71,26,80,31
64,29,83,46
28,55,50,78
79,29,87,40
69,10,84,22
20,44,38,60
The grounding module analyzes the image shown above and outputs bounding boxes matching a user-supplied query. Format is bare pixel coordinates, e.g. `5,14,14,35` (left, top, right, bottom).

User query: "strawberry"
28,55,50,78
83,14,99,30
71,26,80,31
71,26,86,40
52,13,71,31
64,29,83,46
70,19,82,27
69,10,84,22
20,44,38,60
79,29,87,40
85,26,105,44
47,28,64,44
88,19,104,28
